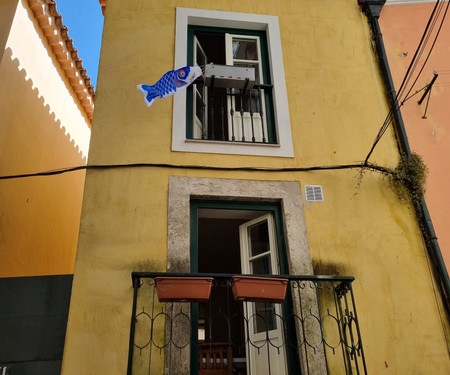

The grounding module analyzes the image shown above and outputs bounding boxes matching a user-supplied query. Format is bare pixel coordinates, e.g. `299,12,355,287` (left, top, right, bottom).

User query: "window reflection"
232,39,258,60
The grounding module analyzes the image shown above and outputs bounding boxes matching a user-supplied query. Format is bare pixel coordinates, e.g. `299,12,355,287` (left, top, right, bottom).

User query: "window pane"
195,90,205,125
254,302,277,333
234,88,261,114
232,39,258,60
250,255,271,274
248,220,269,256
196,44,207,66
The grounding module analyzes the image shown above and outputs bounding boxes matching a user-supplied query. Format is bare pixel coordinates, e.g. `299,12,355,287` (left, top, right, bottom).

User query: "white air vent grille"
305,185,324,202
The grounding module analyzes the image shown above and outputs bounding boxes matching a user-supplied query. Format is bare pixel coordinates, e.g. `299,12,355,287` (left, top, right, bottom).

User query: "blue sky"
55,0,104,89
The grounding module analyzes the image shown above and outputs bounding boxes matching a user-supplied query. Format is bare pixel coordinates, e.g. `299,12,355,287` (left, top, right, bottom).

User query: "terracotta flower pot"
231,276,288,303
154,277,214,302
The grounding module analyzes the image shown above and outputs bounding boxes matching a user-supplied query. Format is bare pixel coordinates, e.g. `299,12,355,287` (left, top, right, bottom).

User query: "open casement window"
239,214,288,375
193,36,208,139
187,26,276,143
225,34,269,143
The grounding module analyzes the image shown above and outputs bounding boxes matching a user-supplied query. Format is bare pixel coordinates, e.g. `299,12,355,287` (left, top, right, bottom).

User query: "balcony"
127,273,367,375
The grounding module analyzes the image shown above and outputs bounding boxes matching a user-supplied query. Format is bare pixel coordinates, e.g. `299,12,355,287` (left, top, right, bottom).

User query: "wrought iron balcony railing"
127,273,367,375
189,80,275,144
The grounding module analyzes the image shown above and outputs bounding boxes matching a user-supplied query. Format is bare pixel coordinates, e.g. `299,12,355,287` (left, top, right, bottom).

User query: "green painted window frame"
190,200,288,272
189,199,301,375
186,25,277,143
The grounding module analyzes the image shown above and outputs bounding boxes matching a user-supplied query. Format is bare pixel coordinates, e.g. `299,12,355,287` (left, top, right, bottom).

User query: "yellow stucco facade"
62,1,449,374
0,0,92,276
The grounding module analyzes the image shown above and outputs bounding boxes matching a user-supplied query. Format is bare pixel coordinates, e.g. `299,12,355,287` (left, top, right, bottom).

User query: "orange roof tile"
27,0,96,123
99,0,106,16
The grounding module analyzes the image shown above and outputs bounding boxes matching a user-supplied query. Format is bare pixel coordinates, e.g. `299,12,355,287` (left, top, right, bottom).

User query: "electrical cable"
402,84,428,103
0,161,391,181
396,0,442,104
364,0,448,164
400,0,449,104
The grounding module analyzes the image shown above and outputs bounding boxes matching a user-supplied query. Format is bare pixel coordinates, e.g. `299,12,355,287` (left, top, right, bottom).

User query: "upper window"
187,26,276,144
173,8,294,158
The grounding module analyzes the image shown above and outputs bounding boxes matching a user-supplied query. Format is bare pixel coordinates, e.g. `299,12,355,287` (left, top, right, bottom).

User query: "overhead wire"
396,0,442,104
365,0,443,163
364,0,449,164
401,84,428,103
400,0,449,104
0,162,391,181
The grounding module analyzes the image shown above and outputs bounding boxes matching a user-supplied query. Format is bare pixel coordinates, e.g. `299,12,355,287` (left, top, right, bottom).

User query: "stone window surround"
167,176,312,278
166,176,327,374
172,7,294,158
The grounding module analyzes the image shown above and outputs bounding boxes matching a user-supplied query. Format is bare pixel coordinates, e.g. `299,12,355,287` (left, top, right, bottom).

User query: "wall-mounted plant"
387,152,428,212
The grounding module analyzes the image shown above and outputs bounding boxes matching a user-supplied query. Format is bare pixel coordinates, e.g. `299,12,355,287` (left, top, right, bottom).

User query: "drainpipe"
359,0,450,318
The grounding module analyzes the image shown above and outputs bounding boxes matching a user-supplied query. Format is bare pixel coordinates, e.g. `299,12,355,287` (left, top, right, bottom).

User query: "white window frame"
225,33,268,143
172,7,294,158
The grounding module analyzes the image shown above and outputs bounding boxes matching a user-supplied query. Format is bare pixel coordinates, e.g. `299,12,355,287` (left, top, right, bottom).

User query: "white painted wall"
6,0,91,159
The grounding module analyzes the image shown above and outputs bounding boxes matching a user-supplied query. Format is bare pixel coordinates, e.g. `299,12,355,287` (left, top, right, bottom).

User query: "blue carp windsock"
137,66,203,107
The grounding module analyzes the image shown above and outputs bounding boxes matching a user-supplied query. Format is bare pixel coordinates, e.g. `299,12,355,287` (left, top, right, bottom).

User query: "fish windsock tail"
137,84,159,107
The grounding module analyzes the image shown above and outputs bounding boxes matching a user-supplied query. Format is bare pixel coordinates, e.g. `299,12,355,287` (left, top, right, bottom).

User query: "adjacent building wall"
380,1,450,272
0,0,93,372
0,0,17,62
0,0,91,277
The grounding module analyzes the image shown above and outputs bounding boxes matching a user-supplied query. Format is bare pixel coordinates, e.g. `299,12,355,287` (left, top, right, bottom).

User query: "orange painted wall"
380,2,450,271
0,47,86,277
0,0,89,277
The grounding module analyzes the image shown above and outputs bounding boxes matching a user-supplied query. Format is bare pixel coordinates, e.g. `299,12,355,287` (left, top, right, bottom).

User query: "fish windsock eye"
178,67,189,79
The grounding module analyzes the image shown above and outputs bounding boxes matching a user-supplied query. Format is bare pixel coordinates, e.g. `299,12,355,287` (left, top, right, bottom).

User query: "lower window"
190,200,301,375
